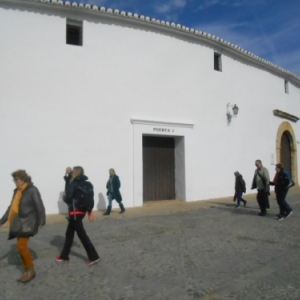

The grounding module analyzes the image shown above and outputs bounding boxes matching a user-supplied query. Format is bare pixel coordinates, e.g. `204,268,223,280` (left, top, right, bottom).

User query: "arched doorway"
276,122,298,185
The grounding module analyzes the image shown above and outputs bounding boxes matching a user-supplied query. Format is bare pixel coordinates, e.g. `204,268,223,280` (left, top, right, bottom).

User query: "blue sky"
83,0,300,77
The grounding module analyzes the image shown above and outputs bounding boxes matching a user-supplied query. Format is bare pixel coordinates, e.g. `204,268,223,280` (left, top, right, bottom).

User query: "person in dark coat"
56,166,100,265
64,167,73,192
234,171,247,208
103,168,125,215
270,163,293,220
0,170,45,283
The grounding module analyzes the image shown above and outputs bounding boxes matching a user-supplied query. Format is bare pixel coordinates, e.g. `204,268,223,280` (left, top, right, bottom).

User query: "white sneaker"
86,258,100,265
285,211,293,218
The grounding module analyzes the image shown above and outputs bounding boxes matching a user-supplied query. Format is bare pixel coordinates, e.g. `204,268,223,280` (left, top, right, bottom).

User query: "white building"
0,0,299,215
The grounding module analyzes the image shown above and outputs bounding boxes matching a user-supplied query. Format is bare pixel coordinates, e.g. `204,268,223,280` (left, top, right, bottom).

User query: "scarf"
8,183,28,224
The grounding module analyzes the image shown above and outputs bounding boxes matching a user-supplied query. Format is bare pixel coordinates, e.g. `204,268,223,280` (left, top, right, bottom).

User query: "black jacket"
64,172,73,192
106,175,122,202
235,175,246,193
0,183,46,240
64,174,92,212
270,171,289,193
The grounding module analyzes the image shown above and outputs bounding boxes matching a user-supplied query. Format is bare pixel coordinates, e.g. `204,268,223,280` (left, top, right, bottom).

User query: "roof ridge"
11,0,300,83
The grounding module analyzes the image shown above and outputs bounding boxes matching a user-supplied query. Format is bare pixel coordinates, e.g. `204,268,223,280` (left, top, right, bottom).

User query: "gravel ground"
0,188,299,300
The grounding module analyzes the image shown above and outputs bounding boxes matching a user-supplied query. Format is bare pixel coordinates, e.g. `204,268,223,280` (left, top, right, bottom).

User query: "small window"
214,52,222,71
66,19,82,46
284,80,289,94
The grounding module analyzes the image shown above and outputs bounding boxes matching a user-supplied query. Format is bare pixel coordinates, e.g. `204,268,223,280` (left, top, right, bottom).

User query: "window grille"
66,19,82,46
214,52,222,72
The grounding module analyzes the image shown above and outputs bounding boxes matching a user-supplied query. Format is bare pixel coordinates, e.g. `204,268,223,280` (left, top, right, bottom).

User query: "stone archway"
276,121,298,186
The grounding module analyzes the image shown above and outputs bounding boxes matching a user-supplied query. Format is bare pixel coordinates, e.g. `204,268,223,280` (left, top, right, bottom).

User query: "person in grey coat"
0,170,46,283
251,159,270,216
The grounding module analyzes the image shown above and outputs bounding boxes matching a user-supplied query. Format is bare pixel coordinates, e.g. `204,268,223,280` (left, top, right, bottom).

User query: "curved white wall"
0,2,299,214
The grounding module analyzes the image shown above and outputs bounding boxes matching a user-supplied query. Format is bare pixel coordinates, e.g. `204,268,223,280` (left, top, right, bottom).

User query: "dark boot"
103,205,111,216
119,203,125,214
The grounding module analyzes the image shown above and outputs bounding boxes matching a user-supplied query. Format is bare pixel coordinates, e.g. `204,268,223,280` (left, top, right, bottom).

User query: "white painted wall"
0,2,299,214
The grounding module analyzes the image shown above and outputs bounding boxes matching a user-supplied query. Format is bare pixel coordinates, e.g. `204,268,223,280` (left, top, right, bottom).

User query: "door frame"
276,121,298,186
131,118,194,206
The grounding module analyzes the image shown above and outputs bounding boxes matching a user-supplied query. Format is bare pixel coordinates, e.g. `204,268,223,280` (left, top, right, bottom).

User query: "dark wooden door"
143,136,175,201
280,131,291,174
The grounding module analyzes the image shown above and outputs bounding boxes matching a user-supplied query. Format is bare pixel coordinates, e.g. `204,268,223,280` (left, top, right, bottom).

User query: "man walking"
64,167,73,192
251,160,270,216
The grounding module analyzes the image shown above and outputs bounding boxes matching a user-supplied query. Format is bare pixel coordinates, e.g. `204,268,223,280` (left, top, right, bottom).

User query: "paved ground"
0,188,300,300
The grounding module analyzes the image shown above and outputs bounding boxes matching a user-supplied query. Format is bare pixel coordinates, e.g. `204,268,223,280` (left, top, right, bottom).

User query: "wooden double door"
143,136,175,201
280,131,291,174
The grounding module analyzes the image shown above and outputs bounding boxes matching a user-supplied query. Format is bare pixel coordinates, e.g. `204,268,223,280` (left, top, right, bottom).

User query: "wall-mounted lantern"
227,103,239,125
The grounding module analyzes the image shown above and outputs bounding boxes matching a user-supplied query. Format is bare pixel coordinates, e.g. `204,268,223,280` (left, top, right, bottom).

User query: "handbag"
10,214,37,237
233,193,237,202
256,171,270,195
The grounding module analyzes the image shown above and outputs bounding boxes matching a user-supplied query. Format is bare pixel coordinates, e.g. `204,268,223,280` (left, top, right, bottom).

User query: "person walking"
234,171,247,208
103,168,125,215
251,159,270,216
270,163,293,220
64,167,73,192
56,166,100,265
0,170,46,283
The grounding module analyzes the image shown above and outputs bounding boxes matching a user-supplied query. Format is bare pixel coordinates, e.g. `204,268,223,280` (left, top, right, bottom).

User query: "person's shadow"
57,192,68,214
50,235,87,262
0,245,38,271
97,193,107,211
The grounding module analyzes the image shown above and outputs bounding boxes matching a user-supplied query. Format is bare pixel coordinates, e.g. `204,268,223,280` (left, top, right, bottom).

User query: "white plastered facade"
0,0,299,215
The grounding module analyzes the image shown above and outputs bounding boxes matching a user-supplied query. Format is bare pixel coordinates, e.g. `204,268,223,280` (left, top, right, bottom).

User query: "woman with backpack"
55,166,100,265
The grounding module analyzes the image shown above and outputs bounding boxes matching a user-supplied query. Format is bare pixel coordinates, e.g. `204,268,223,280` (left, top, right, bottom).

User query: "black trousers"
60,215,99,261
257,189,268,213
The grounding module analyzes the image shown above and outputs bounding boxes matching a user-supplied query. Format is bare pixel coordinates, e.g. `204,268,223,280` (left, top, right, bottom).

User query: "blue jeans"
236,192,246,206
278,190,292,215
108,192,121,207
283,199,292,213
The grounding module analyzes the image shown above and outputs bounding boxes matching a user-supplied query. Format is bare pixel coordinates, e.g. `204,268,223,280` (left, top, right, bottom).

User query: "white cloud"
156,4,172,13
155,0,186,14
87,0,107,5
173,0,187,8
198,0,224,10
198,0,266,10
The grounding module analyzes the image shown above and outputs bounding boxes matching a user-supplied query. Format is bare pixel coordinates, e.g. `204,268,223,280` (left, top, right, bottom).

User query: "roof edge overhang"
1,0,300,88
